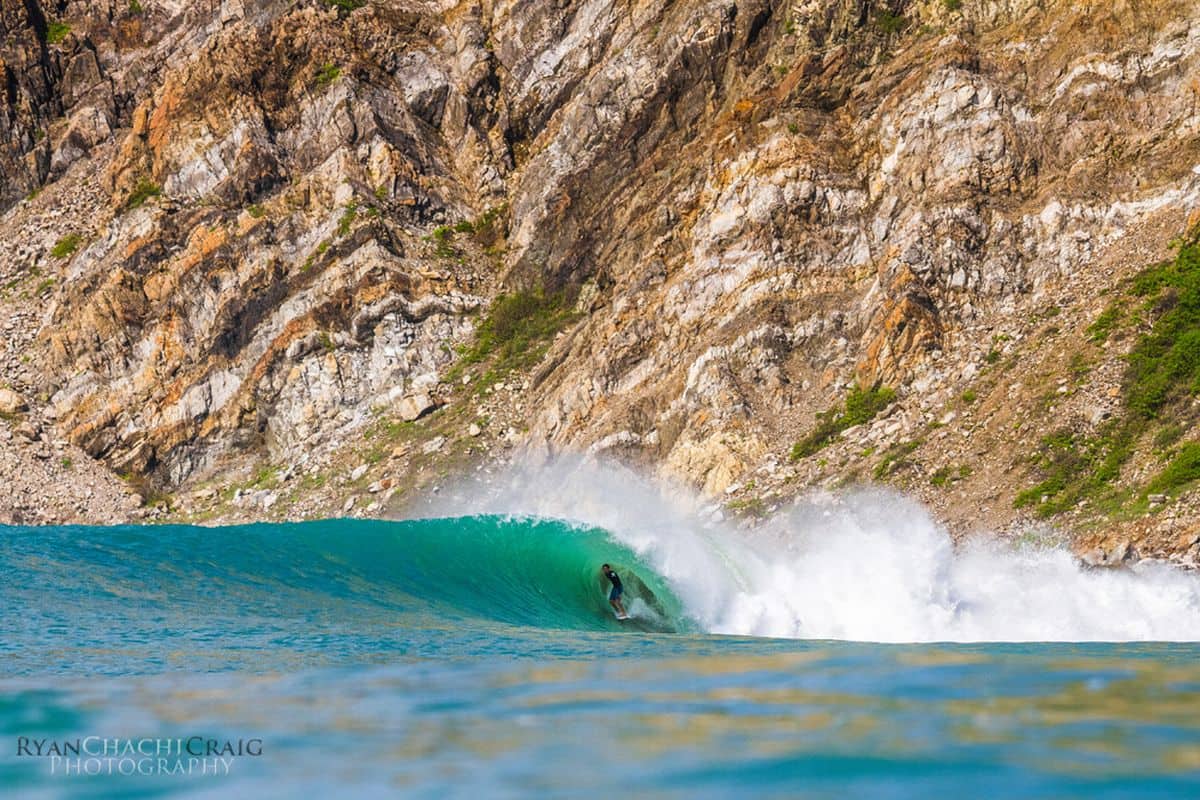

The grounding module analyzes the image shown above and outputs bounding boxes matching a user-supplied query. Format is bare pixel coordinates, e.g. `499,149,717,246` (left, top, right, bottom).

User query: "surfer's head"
601,563,610,571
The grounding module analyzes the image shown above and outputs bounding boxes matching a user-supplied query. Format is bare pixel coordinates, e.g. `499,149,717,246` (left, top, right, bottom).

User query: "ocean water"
4,467,1200,798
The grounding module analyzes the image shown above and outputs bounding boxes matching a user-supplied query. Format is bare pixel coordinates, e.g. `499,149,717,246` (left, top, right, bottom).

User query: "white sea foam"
420,458,1200,642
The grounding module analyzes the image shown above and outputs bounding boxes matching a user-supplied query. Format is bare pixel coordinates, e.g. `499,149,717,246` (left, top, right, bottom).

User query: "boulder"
0,388,28,415
397,393,440,422
14,420,39,441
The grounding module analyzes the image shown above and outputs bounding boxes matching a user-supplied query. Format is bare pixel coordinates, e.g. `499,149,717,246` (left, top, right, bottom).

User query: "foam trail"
422,457,1200,642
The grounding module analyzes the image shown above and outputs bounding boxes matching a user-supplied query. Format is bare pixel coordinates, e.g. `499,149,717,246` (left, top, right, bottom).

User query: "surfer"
602,564,629,619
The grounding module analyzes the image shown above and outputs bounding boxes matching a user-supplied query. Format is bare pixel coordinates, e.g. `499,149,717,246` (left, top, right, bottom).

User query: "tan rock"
0,388,27,415
397,393,440,422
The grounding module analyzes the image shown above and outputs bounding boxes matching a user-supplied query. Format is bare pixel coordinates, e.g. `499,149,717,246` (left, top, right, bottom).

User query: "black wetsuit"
604,568,623,601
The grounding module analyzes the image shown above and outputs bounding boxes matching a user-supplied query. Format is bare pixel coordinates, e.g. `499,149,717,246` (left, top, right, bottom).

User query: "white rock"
350,464,369,481
422,436,446,454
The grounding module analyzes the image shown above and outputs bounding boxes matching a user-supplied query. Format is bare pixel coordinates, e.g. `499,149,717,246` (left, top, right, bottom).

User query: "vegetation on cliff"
791,384,897,461
447,289,579,391
1017,231,1200,518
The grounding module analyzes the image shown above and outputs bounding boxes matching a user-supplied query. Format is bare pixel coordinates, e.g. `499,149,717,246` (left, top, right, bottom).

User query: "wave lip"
425,460,1200,643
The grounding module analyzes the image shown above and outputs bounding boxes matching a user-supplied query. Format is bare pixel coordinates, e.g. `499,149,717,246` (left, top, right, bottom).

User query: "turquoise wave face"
5,516,1200,797
0,516,691,676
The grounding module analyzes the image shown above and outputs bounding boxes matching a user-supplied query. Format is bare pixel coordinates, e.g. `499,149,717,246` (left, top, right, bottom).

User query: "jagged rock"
397,393,441,423
0,0,1198,549
422,436,446,455
1083,540,1137,568
0,388,27,414
14,421,39,441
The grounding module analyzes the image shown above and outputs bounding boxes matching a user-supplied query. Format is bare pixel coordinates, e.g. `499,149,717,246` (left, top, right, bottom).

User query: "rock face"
1,0,1200,549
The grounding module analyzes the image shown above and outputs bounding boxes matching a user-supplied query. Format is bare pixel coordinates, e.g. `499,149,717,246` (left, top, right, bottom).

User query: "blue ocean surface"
2,515,1200,798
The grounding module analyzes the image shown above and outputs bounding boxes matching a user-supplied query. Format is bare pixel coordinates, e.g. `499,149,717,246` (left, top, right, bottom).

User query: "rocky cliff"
2,0,1200,561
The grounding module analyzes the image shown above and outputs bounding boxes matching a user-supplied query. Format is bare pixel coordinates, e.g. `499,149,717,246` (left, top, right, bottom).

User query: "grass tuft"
125,178,161,211
314,63,341,88
791,384,896,461
50,234,82,259
337,203,357,236
45,20,70,45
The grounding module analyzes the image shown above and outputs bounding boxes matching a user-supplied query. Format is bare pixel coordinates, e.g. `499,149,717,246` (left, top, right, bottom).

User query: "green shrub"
1124,240,1200,417
790,384,896,460
323,0,366,13
873,439,922,480
1068,353,1092,379
129,0,144,14
125,178,161,210
876,11,906,35
247,204,266,219
468,204,508,251
1014,423,1137,517
337,203,357,236
930,467,953,488
45,21,70,45
1146,442,1200,496
942,0,962,10
961,389,977,405
844,384,895,426
429,225,458,258
50,233,81,259
447,289,579,386
1153,423,1184,452
1087,305,1123,343
931,464,972,488
314,63,341,88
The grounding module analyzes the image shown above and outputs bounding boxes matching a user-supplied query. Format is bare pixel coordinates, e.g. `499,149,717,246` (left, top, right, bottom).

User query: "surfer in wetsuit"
602,564,628,619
